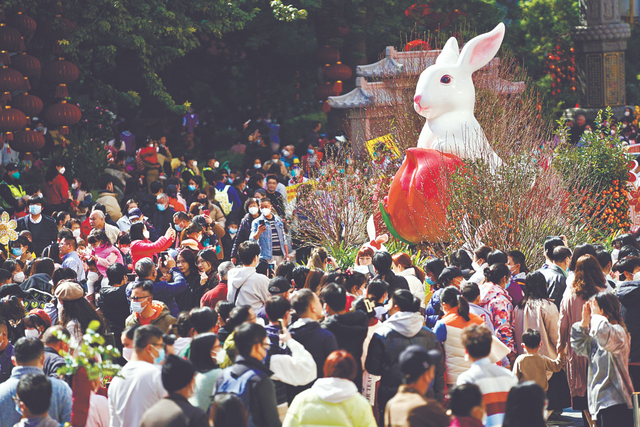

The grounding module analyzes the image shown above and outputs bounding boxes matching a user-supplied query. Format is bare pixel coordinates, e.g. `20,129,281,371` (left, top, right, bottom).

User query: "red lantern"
0,106,27,140
337,26,350,37
8,12,36,39
10,128,45,152
323,62,352,81
10,52,41,79
333,81,343,94
43,59,79,98
41,16,76,40
44,100,81,134
313,82,340,100
0,66,25,102
314,46,340,64
405,40,431,51
12,93,43,124
0,24,22,65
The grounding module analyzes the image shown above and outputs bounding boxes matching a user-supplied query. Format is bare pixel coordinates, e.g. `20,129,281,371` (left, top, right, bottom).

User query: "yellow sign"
365,134,401,159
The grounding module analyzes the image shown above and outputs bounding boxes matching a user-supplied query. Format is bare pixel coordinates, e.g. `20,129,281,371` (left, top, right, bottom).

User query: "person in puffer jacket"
283,350,376,427
433,287,484,387
365,289,445,419
425,267,464,329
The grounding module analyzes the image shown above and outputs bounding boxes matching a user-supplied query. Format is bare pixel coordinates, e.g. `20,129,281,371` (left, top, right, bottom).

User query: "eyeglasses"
129,295,150,302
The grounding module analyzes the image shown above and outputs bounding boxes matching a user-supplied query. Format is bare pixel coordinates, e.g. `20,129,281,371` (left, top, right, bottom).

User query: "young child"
14,373,60,427
447,383,486,427
512,328,564,392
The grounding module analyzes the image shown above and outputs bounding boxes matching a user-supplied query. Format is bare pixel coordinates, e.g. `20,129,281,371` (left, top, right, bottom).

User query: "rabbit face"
413,23,506,121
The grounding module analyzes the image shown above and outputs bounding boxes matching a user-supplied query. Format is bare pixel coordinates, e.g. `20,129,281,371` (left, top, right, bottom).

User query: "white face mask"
254,163,261,169
24,328,40,339
192,161,198,167
143,230,150,239
213,348,227,365
260,208,271,217
123,347,134,361
13,271,24,283
59,167,66,175
214,161,220,168
248,207,259,216
633,272,640,282
87,271,100,282
72,183,78,190
131,301,144,313
72,229,81,238
282,150,290,157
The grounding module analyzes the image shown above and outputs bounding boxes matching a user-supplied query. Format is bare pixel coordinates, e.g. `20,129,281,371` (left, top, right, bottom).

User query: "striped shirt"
456,357,518,427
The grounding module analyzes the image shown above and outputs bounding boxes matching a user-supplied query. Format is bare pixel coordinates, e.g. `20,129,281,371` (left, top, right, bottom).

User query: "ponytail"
457,295,470,321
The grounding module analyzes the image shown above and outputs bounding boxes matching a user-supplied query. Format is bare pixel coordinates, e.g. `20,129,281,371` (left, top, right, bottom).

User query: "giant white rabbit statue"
413,23,505,167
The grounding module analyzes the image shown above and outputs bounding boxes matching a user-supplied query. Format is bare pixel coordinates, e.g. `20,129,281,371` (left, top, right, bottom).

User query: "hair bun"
483,267,492,276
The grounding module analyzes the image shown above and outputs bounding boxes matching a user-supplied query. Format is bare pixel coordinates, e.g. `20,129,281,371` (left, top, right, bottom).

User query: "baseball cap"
399,345,441,380
5,163,18,172
128,208,143,220
268,276,291,295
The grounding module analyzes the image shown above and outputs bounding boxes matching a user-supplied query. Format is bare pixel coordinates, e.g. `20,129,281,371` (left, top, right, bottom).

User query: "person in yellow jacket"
0,163,26,216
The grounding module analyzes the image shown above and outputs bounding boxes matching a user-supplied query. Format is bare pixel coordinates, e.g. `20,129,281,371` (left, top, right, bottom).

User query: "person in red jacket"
42,161,71,214
130,222,176,267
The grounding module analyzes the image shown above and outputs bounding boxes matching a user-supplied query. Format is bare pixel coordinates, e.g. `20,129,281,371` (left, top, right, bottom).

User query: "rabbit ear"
457,22,505,73
436,37,459,65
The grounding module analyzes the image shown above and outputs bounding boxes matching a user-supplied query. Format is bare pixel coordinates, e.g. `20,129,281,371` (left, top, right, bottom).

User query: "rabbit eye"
440,75,452,84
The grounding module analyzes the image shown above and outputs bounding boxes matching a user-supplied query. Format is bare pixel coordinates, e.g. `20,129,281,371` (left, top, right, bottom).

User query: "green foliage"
50,129,110,191
271,0,308,21
553,108,630,189
326,241,360,270
56,321,121,380
625,25,640,106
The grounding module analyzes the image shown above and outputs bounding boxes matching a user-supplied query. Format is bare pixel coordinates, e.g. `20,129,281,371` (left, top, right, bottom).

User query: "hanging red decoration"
10,128,45,152
313,82,340,100
405,4,432,19
322,101,331,113
43,59,79,98
314,46,340,64
8,12,36,39
10,52,41,79
0,24,22,52
44,100,81,134
333,81,343,94
405,40,431,51
323,62,352,81
41,16,76,40
0,106,27,140
12,92,43,125
0,66,25,102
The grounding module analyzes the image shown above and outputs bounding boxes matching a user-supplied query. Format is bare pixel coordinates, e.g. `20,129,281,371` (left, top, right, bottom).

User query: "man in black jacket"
152,193,176,236
539,246,572,309
140,354,208,427
0,163,26,216
97,263,131,351
41,326,69,379
616,256,640,391
320,283,368,391
16,196,57,257
214,323,281,427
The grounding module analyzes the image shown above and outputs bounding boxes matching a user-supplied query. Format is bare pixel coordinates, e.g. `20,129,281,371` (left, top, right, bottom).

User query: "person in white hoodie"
227,241,270,311
365,289,445,419
283,349,376,427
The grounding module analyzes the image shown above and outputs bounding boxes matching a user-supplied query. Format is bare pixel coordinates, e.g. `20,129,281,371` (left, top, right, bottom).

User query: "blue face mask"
29,205,42,215
12,247,23,257
11,172,19,180
157,203,166,212
308,149,314,155
154,348,165,365
14,398,21,414
426,277,435,286
188,185,196,191
175,224,182,232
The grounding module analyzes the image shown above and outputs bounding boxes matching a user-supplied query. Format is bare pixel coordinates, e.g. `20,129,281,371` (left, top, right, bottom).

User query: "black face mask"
197,199,207,203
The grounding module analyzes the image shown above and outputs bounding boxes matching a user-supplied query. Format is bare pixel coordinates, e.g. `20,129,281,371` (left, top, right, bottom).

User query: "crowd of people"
0,118,636,427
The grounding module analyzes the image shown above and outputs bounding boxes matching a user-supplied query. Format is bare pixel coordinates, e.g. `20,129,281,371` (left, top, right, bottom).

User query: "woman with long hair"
559,254,607,426
434,286,484,386
189,332,224,411
303,269,325,294
307,247,338,271
42,160,71,213
392,252,427,307
87,229,123,276
175,249,205,311
55,281,104,345
129,221,175,267
514,271,571,417
480,263,515,355
197,248,220,291
572,292,634,427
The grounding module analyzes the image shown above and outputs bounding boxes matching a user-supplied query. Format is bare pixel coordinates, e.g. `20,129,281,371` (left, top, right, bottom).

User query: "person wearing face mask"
3,259,25,284
447,384,486,427
16,196,58,258
153,193,177,236
108,325,170,427
139,354,209,427
86,229,124,278
129,222,176,269
231,198,261,263
383,346,449,427
125,281,177,333
55,281,104,347
201,156,221,183
0,162,26,216
23,310,51,341
9,236,33,264
249,198,289,266
181,153,201,184
210,171,242,215
187,333,225,411
365,290,445,418
220,220,237,261
42,161,71,215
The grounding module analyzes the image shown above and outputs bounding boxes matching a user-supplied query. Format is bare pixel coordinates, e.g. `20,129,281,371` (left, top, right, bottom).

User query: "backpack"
215,367,266,427
214,185,233,216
